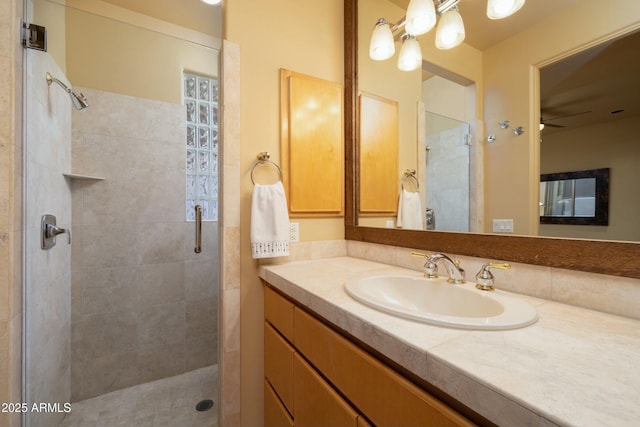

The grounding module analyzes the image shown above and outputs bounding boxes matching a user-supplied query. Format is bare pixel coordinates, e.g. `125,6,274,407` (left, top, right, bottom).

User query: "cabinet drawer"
264,285,295,341
264,380,294,427
264,322,295,415
295,308,475,427
294,352,360,427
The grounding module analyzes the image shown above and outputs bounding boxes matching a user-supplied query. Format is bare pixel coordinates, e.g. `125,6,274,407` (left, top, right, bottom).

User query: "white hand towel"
396,189,423,230
251,181,290,259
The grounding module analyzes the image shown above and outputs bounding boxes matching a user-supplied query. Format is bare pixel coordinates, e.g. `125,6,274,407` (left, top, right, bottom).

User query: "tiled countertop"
259,256,640,427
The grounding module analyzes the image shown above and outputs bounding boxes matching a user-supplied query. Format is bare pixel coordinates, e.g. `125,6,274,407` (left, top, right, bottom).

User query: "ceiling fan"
540,110,592,130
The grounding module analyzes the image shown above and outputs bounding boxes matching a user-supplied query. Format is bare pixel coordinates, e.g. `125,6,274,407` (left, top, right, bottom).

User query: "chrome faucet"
475,262,511,291
412,252,465,284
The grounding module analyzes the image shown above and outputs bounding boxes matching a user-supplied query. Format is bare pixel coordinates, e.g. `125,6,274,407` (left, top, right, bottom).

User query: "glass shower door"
23,1,221,426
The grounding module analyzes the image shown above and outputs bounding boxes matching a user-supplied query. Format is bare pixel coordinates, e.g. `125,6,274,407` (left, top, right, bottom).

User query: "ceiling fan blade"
545,110,592,122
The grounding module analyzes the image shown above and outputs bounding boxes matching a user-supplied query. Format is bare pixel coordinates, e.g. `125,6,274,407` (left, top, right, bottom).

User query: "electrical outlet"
289,222,299,243
492,219,514,233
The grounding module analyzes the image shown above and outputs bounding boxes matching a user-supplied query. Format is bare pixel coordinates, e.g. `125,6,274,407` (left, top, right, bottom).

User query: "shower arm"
46,72,72,94
45,71,89,109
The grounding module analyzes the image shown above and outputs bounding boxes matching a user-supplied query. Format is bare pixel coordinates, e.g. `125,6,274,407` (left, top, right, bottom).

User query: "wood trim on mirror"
343,0,640,279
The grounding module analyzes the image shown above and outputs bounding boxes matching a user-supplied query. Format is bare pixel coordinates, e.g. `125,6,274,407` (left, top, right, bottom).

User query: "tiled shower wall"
25,49,72,427
426,122,470,232
70,87,219,401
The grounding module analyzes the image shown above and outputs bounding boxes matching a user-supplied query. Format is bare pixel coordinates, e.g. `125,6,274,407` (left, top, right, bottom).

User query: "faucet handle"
410,252,438,278
475,262,511,291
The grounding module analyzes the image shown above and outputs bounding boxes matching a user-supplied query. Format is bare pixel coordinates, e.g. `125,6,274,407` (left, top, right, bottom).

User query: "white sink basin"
345,275,538,330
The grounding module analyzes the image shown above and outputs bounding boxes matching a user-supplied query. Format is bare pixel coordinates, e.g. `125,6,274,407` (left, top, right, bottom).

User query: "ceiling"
540,30,640,134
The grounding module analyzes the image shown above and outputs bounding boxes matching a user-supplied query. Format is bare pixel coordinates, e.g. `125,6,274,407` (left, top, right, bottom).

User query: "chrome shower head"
46,71,89,110
70,91,89,110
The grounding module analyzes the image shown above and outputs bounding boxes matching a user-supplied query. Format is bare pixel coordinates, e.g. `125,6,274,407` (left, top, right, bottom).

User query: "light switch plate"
289,222,299,243
492,219,514,233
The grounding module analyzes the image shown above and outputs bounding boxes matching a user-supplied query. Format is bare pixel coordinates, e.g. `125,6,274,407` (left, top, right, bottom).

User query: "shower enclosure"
424,112,471,232
23,1,222,426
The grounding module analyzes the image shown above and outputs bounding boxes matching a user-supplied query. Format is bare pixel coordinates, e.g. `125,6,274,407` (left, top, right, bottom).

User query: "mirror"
352,0,640,243
344,0,640,279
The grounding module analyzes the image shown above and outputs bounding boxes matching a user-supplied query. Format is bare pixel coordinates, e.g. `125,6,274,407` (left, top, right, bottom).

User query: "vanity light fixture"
398,34,423,71
369,0,526,70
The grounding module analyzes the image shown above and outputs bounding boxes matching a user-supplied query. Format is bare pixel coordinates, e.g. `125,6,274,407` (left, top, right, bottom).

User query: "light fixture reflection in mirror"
369,19,396,60
397,34,423,71
435,7,465,49
486,0,526,19
406,0,436,35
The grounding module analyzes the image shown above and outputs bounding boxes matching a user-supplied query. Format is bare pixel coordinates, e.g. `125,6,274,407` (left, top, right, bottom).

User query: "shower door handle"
194,205,202,254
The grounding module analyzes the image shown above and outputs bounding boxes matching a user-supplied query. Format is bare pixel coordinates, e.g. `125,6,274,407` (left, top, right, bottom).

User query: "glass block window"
185,73,219,221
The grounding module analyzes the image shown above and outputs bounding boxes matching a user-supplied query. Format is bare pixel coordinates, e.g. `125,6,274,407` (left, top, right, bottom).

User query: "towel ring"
250,152,283,185
401,169,419,192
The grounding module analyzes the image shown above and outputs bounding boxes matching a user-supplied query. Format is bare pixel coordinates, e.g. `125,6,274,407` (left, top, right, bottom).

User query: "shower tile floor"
60,365,218,427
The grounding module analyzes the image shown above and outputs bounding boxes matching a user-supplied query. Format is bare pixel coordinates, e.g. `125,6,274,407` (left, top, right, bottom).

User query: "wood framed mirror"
343,0,640,279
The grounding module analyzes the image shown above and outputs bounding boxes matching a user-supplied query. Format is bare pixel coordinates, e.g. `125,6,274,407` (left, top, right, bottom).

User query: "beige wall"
31,0,67,74
29,0,220,105
483,0,640,235
540,116,640,241
225,0,344,425
67,13,217,104
65,2,219,105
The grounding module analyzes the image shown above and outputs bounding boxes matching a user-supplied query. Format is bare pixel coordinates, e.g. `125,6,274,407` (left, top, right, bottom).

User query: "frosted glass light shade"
369,20,395,60
487,0,526,19
435,8,465,50
201,0,222,5
397,36,422,71
405,0,436,36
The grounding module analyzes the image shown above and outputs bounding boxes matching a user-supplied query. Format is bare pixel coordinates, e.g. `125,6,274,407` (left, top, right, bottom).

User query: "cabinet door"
359,92,399,215
293,353,359,427
295,308,475,427
265,322,295,415
264,285,295,341
280,69,344,217
265,380,294,427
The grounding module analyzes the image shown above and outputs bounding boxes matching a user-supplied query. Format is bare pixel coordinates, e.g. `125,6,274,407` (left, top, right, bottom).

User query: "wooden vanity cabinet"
264,284,475,427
